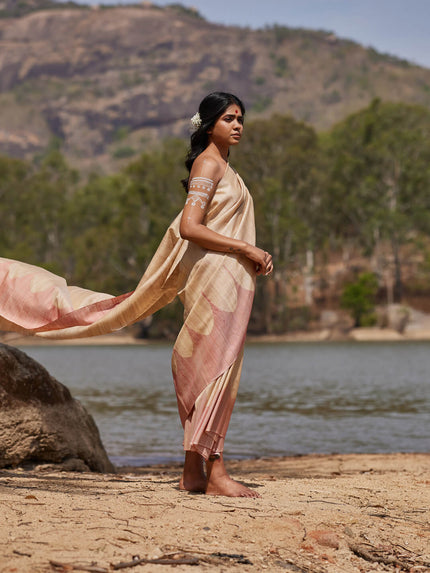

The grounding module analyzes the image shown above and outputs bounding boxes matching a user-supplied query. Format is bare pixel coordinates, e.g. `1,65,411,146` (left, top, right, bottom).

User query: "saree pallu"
0,165,256,458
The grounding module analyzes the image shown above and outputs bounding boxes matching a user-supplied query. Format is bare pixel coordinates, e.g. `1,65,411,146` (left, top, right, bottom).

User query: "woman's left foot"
179,474,206,493
180,451,207,492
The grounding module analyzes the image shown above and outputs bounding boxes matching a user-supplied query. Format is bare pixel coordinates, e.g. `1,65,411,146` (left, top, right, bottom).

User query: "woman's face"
208,104,244,147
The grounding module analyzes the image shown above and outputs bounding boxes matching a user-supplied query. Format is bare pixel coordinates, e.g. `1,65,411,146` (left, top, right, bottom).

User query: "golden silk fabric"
0,165,256,457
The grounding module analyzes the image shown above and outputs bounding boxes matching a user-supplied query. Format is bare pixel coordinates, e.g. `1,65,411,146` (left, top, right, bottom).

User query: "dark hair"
181,92,245,190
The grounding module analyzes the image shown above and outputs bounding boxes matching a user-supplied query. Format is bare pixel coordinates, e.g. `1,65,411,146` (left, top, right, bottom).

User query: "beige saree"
0,165,256,459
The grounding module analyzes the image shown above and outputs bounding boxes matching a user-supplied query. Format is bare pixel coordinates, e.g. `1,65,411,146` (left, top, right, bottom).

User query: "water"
22,342,430,466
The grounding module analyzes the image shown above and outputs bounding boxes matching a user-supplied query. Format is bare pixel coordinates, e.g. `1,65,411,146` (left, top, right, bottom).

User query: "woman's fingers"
247,246,273,275
255,253,273,276
263,251,273,275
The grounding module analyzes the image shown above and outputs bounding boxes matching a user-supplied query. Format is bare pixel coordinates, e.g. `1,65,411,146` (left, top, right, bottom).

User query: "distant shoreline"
115,451,429,474
2,326,430,346
110,450,429,472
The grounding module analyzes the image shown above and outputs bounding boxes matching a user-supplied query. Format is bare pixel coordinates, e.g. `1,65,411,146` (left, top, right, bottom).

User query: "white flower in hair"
190,112,202,129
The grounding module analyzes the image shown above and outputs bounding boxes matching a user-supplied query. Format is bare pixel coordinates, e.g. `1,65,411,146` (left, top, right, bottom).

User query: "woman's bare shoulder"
190,154,226,181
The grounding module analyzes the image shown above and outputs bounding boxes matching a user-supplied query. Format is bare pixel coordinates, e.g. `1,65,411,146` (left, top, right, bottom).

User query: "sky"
77,0,430,69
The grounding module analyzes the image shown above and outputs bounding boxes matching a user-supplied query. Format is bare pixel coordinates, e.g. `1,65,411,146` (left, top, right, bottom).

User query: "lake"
22,341,430,466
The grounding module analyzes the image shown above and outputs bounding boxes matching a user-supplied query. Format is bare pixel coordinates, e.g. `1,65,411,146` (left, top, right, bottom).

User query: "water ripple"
23,342,430,464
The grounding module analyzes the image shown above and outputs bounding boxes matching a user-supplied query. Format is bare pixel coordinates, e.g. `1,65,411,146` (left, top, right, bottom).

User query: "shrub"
340,272,378,327
113,146,136,159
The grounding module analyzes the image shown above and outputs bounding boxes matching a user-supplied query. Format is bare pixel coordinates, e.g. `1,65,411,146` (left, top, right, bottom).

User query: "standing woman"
175,92,273,497
0,92,272,498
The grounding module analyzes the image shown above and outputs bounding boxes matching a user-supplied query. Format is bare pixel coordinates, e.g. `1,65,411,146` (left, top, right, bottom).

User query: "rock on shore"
0,343,114,472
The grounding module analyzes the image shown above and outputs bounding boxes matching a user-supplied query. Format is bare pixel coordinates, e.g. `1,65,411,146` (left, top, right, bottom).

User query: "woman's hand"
244,245,273,276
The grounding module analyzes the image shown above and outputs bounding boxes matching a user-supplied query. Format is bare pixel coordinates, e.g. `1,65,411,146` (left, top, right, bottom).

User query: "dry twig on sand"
50,561,109,573
111,551,253,569
111,554,199,569
348,542,430,571
50,551,254,572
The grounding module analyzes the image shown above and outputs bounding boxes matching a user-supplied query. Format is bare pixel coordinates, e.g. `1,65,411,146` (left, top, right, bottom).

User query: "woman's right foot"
205,454,261,498
205,474,260,497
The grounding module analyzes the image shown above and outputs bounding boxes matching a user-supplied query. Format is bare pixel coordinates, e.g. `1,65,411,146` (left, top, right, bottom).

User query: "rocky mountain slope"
1,0,430,171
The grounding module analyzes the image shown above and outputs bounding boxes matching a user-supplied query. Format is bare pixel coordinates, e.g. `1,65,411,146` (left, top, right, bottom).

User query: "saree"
0,165,256,459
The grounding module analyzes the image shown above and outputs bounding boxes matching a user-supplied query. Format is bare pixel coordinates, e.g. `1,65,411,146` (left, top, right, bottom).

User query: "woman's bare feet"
205,454,261,498
180,452,261,497
179,451,206,493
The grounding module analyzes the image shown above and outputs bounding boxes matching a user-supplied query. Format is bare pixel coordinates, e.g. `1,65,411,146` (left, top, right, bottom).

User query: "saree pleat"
183,348,244,459
0,165,256,458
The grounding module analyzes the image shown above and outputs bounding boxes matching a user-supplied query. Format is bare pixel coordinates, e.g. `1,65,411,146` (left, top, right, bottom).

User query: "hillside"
1,0,430,171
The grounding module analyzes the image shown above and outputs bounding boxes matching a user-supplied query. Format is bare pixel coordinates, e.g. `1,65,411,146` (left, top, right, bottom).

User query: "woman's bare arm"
179,157,273,275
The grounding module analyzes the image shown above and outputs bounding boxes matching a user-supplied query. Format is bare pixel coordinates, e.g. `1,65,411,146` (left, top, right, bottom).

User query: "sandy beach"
1,453,429,573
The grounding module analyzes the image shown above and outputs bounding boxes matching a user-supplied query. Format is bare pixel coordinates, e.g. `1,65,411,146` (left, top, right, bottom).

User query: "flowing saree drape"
0,165,256,458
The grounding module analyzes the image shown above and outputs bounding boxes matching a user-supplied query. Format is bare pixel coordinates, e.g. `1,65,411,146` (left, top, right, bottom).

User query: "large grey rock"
0,343,114,472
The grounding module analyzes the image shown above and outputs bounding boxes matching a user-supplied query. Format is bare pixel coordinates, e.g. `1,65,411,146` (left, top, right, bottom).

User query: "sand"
1,453,429,573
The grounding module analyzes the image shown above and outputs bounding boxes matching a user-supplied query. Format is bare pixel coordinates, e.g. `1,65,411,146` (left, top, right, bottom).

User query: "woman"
176,92,273,497
0,92,273,498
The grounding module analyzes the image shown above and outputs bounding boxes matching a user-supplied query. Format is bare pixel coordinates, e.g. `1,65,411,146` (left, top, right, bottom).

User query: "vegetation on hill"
1,101,430,336
0,0,84,18
1,2,430,172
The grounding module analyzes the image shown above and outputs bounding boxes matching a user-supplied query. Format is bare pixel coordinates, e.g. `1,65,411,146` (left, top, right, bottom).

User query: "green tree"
0,155,31,255
324,100,430,301
340,272,378,327
125,138,187,260
234,114,324,264
60,138,187,299
62,171,142,292
0,151,78,273
234,114,326,332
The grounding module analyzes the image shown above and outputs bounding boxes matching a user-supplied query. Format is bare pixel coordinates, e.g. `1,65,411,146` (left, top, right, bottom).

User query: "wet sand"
1,453,429,572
